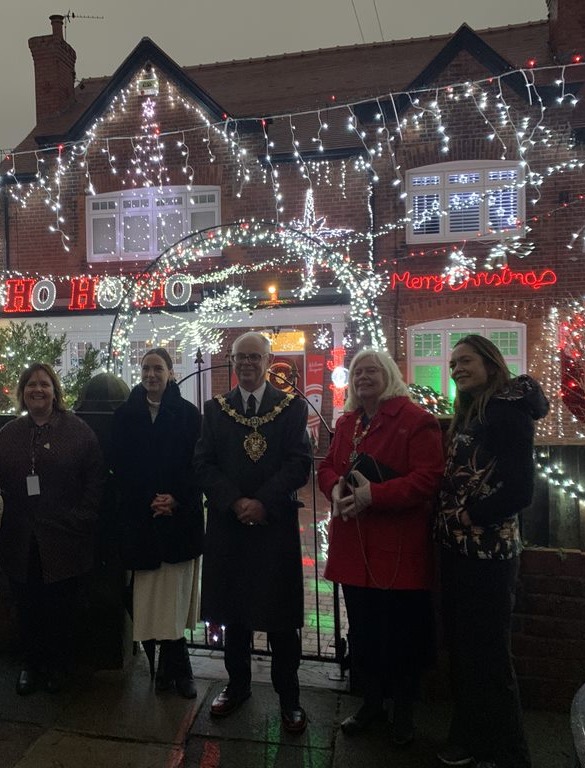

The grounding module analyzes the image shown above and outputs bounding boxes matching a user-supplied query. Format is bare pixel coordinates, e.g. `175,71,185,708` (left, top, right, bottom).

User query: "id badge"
26,475,40,496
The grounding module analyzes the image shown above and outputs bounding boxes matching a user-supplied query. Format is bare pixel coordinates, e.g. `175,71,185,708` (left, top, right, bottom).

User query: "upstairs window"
406,161,524,244
86,185,221,263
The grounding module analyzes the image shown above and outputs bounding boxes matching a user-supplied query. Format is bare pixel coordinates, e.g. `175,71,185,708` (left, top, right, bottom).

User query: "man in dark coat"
194,331,311,733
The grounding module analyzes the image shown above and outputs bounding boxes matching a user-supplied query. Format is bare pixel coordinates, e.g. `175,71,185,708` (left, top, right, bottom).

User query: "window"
407,318,526,402
406,161,525,243
130,340,153,366
86,185,221,263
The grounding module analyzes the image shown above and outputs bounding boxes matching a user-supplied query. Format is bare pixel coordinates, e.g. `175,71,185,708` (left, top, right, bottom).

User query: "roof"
3,17,563,173
186,21,553,117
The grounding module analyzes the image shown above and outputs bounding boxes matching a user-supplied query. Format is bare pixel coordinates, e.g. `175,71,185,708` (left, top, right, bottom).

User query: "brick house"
1,2,585,707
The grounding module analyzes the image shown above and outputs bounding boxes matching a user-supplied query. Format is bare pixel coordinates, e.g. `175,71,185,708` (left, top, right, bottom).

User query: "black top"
436,375,549,560
112,381,204,571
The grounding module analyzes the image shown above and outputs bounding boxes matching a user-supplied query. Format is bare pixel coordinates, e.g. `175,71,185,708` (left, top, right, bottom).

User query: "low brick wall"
514,547,585,711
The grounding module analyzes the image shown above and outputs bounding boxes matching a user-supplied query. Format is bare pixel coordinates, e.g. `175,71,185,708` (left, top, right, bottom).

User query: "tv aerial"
63,10,105,39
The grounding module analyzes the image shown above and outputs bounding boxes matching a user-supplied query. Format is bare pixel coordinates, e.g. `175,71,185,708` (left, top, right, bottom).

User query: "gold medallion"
215,393,295,462
243,428,268,462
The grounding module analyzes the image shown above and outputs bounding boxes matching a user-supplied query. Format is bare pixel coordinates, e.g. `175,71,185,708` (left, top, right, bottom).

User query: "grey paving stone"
53,653,213,744
0,656,78,727
12,731,178,768
190,681,339,751
0,720,44,768
184,736,331,768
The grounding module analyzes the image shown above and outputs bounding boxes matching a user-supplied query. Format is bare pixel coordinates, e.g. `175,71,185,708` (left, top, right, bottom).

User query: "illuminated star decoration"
160,285,253,354
288,188,354,299
313,325,332,350
441,248,476,286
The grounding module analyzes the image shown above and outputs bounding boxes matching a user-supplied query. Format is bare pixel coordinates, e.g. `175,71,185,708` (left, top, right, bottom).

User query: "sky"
1,0,548,151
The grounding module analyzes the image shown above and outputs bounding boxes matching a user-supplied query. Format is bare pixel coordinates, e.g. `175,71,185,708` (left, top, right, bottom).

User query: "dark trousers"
441,549,531,768
342,584,433,711
9,538,78,671
224,622,301,708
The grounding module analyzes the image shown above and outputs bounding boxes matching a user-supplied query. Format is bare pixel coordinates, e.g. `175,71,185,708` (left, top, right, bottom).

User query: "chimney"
28,14,77,125
548,0,585,62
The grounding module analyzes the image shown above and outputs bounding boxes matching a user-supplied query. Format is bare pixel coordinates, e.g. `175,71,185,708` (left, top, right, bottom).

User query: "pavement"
0,647,574,768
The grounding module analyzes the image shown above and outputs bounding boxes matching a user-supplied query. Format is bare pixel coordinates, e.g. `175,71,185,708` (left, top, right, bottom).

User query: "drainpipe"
2,187,9,271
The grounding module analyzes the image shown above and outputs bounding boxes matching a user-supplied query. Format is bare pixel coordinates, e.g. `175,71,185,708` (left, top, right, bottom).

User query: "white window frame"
406,160,525,243
86,184,221,263
407,318,526,398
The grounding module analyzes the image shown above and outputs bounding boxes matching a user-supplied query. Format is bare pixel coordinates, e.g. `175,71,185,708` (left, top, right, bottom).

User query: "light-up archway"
106,220,386,369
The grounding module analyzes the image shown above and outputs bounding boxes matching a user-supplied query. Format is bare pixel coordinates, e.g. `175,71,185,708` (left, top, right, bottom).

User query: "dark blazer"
194,382,311,632
112,382,204,571
0,411,103,584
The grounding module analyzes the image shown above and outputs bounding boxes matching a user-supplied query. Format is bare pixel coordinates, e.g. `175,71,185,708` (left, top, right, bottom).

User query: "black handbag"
345,452,399,486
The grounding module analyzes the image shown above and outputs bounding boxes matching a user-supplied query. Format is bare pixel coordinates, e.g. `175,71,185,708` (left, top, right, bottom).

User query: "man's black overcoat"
194,383,311,632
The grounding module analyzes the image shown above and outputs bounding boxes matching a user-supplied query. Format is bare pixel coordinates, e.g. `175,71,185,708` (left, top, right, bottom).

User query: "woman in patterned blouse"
436,335,549,768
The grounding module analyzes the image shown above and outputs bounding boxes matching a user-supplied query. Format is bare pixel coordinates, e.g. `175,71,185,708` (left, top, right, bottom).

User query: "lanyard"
30,423,50,476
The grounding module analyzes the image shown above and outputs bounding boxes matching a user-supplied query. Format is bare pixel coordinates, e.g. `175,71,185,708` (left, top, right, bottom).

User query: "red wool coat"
318,397,444,590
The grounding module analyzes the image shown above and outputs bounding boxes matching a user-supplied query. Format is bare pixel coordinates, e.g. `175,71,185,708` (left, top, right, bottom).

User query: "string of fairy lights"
105,219,388,366
1,56,585,475
2,61,585,266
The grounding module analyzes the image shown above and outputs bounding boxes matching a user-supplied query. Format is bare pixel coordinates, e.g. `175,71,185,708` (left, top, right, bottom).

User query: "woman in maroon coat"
0,363,103,695
318,349,444,745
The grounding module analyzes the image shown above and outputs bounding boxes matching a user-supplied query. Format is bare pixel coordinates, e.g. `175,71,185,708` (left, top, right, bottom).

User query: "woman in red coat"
318,349,444,745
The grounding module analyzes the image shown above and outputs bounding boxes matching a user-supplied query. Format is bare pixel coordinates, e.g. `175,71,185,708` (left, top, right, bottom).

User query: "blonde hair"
345,348,410,412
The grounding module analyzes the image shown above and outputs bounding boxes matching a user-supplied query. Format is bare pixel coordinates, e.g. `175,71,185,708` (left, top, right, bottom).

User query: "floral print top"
436,375,549,560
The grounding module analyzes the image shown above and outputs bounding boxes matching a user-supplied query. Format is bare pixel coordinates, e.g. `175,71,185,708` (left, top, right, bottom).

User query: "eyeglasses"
231,353,267,364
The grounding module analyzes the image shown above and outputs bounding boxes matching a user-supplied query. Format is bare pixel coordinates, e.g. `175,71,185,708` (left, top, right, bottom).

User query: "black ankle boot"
155,641,174,692
341,703,386,735
172,638,197,699
392,698,415,746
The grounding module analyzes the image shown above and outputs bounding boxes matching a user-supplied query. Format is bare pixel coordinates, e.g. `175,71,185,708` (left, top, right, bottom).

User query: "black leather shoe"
210,686,251,717
16,668,38,696
391,721,415,746
340,704,386,735
391,704,415,746
172,638,197,699
281,705,307,734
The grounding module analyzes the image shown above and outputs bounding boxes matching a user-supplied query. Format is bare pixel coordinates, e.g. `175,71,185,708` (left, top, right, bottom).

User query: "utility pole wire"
350,0,366,43
372,0,385,41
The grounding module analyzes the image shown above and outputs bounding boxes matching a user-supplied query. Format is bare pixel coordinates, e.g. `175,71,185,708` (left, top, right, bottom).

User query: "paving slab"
11,730,178,768
0,720,45,768
190,681,339,751
184,737,331,768
0,650,575,768
333,696,449,768
53,652,213,745
524,707,573,768
0,656,77,727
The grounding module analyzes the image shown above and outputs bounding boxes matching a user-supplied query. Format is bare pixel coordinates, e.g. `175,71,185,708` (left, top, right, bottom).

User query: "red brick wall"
514,548,585,710
4,48,585,442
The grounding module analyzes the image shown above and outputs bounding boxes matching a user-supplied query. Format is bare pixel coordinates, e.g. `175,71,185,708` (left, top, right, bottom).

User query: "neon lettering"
4,279,35,313
69,277,98,310
389,268,557,293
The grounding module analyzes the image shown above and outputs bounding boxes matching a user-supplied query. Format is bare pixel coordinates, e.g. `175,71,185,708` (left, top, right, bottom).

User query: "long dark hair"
450,334,511,434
